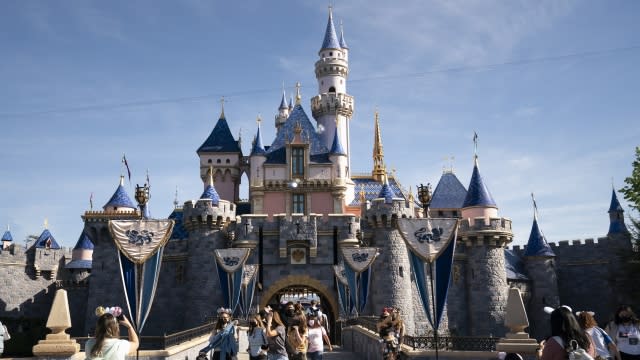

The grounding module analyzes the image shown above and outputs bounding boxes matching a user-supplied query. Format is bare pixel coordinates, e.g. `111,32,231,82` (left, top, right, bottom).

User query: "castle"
0,8,634,342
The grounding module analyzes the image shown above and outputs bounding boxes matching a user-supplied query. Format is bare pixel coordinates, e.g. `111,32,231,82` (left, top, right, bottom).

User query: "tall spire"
279,85,288,110
371,110,387,182
320,5,340,50
462,132,497,208
339,20,348,48
251,116,267,156
524,193,555,257
608,186,628,234
295,82,302,105
220,96,226,119
200,166,220,205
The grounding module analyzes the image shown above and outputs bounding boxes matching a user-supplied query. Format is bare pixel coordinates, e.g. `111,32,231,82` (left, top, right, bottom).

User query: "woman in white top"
606,306,640,360
577,310,620,360
306,313,331,360
247,314,268,360
85,312,139,360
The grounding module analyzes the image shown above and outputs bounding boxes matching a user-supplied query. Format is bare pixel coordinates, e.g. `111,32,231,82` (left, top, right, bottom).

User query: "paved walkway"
236,346,362,360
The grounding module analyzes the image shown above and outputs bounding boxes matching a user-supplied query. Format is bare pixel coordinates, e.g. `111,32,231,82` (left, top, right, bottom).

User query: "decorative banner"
397,218,458,331
342,247,379,315
215,248,251,313
333,264,348,286
109,219,175,333
397,218,458,263
342,247,379,273
109,220,174,264
333,264,351,318
240,264,259,319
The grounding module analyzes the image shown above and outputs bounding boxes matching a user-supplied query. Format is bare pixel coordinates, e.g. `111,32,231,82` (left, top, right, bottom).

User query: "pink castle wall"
263,193,286,217
310,192,333,215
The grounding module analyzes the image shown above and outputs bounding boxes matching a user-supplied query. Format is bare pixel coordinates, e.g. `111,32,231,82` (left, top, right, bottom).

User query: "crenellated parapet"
314,57,349,78
327,214,361,248
310,93,354,119
364,198,415,228
276,214,319,257
232,214,268,249
182,198,236,231
459,216,513,247
82,210,141,223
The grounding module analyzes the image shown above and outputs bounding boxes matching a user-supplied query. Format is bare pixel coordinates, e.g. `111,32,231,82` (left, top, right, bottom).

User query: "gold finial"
119,175,125,186
372,109,387,183
359,188,366,203
294,121,303,135
257,114,262,126
408,186,415,202
328,4,333,17
220,96,226,118
295,82,301,105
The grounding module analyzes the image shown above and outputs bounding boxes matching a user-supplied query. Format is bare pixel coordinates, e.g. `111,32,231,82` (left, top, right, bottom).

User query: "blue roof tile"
197,116,242,153
329,127,346,156
200,185,220,205
33,229,61,249
267,104,328,155
609,188,623,212
431,172,467,209
339,22,348,49
523,218,555,257
462,160,497,208
378,182,396,203
320,11,340,50
250,126,266,156
73,233,94,250
265,147,286,164
168,209,189,240
104,183,136,209
505,249,529,280
2,230,12,242
350,177,408,206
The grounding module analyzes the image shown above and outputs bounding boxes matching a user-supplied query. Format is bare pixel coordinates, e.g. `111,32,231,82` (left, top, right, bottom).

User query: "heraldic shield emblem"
109,219,174,264
397,218,458,263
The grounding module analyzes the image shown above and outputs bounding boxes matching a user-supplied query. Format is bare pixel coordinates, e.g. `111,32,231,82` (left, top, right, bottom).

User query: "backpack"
567,339,594,360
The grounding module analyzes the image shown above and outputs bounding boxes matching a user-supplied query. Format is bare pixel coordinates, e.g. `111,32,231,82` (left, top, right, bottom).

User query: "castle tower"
366,179,416,334
1,226,12,251
371,111,387,183
311,7,354,170
103,175,137,213
275,88,290,132
65,232,94,283
607,187,630,238
329,125,348,213
522,196,558,340
182,167,235,327
197,102,243,203
459,155,513,336
250,118,267,213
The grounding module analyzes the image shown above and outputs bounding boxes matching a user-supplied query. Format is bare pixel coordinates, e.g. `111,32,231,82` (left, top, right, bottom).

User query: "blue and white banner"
333,264,351,317
110,219,174,333
341,248,379,315
397,218,458,330
215,248,251,313
240,264,258,319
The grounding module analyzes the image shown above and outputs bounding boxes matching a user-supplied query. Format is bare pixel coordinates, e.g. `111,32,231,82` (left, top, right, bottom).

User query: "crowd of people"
375,306,405,360
535,304,640,360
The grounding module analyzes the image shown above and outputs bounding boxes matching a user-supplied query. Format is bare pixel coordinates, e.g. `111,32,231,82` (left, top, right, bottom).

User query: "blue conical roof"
462,158,497,208
609,188,623,213
320,10,340,50
279,91,288,110
339,22,348,49
378,181,396,204
197,115,242,153
524,217,555,257
104,177,136,209
73,232,94,250
2,230,12,242
250,126,266,156
33,229,61,249
200,173,220,206
329,127,346,156
431,172,468,209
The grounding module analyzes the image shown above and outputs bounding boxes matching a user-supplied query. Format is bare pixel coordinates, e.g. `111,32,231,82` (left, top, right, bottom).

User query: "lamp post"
135,183,150,219
417,182,439,359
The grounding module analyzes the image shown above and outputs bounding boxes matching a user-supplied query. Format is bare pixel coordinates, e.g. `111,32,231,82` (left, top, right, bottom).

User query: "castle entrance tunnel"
260,277,340,343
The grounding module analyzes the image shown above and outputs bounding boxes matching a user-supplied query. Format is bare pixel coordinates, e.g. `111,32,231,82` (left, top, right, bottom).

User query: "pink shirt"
307,326,327,352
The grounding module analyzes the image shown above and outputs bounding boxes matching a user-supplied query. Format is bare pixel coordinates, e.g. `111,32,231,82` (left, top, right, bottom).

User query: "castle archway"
260,275,339,341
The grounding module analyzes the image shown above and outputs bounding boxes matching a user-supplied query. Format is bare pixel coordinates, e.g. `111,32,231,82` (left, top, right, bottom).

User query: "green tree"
620,146,640,256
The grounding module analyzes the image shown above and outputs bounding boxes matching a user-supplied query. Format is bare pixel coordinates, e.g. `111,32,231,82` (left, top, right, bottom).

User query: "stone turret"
366,180,416,334
522,198,558,340
459,156,512,336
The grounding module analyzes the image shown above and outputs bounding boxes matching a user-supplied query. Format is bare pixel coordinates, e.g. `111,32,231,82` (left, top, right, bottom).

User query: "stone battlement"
182,198,236,230
310,92,354,118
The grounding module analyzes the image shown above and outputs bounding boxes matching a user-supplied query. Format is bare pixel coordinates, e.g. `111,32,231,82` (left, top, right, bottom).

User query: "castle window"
217,159,221,164
291,147,305,177
438,211,444,217
226,159,230,164
292,194,305,214
208,159,212,164
328,86,336,93
329,51,333,56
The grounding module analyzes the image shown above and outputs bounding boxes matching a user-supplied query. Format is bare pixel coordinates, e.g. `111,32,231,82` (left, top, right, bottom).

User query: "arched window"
328,86,336,93
208,159,212,164
217,159,221,164
226,159,230,164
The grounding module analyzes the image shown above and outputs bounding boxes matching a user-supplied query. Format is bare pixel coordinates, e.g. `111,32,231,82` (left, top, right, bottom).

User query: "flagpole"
429,261,439,360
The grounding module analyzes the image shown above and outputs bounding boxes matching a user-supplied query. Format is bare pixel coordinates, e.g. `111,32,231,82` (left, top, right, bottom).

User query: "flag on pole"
146,169,150,187
90,192,93,210
122,154,131,182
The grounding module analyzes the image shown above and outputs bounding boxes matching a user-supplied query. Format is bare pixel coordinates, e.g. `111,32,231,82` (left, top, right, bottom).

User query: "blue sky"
1,1,639,249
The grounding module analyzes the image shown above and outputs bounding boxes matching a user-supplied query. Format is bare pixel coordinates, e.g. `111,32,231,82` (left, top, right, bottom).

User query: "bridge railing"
342,316,499,352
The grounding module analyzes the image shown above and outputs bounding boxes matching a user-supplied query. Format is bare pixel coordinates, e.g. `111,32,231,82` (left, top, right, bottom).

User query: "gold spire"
359,188,366,203
44,218,48,229
371,110,387,183
295,82,302,105
408,186,415,202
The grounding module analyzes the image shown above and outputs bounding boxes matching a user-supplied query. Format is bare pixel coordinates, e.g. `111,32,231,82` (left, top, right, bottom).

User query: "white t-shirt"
85,338,131,360
586,327,613,358
307,326,327,353
616,323,640,355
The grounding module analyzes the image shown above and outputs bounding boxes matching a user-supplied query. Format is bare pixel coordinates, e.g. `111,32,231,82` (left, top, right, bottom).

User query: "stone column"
496,288,539,356
33,289,81,358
